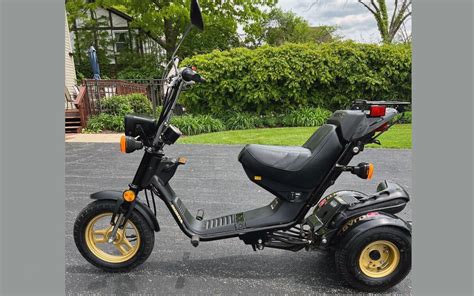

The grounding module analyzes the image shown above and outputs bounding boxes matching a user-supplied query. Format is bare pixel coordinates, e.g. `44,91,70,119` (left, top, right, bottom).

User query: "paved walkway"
65,133,122,143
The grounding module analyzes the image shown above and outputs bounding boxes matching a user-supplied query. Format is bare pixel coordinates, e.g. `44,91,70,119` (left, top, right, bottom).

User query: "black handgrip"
182,67,205,83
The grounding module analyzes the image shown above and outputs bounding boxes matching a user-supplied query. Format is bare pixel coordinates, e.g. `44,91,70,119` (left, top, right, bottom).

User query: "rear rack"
351,100,411,112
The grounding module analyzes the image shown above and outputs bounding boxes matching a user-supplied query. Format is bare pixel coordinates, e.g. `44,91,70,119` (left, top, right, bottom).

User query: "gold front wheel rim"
358,240,400,278
85,213,141,264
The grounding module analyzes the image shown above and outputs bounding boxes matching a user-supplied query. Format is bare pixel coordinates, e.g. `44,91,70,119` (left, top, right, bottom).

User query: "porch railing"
75,79,165,128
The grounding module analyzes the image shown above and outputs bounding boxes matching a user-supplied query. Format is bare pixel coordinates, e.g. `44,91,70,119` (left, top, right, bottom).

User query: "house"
69,6,164,67
65,10,77,98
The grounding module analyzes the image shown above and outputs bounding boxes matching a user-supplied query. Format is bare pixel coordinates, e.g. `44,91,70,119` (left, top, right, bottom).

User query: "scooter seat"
239,145,312,171
238,124,343,191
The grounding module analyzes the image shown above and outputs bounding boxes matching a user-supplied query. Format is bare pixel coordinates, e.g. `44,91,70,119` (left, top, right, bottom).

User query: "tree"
358,0,412,44
179,13,241,57
66,0,115,78
121,0,277,58
246,8,339,47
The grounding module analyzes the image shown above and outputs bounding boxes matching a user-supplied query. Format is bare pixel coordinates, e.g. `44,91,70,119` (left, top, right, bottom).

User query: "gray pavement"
66,143,412,295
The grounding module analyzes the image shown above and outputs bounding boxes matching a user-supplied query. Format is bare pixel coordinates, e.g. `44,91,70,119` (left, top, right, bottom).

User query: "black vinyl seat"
238,124,343,190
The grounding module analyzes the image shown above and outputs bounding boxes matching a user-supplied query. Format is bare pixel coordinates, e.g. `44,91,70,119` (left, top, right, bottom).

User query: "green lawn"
178,124,412,149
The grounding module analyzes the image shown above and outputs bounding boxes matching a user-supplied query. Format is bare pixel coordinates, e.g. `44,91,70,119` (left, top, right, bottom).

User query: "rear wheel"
335,227,411,292
73,200,154,272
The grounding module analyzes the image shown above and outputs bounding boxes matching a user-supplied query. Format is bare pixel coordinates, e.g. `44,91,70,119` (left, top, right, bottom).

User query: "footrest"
191,235,200,247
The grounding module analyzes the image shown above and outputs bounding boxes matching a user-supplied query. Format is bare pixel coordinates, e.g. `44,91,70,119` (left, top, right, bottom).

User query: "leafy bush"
171,115,225,135
261,114,284,128
84,114,124,133
100,93,152,116
116,52,164,79
281,107,332,127
127,93,154,115
221,112,264,130
181,42,411,114
83,114,106,133
396,111,412,124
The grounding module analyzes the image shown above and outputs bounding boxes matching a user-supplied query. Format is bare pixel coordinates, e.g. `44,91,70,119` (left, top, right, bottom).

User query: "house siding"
65,11,77,96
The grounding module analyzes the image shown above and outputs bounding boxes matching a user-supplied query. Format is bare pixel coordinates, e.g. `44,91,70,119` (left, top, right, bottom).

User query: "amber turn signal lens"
367,163,374,180
120,135,126,153
123,190,136,202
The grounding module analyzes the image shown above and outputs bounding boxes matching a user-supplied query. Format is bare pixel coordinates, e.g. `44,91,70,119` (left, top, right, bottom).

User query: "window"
114,32,129,53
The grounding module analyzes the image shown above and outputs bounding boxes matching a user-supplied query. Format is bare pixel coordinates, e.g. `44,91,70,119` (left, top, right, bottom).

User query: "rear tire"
335,226,411,292
74,200,154,272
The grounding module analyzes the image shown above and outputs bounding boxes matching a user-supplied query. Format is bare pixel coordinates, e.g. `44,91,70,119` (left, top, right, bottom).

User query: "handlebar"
182,67,206,83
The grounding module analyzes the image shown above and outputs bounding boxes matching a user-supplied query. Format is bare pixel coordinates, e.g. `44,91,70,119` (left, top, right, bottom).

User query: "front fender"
333,211,411,247
90,190,160,232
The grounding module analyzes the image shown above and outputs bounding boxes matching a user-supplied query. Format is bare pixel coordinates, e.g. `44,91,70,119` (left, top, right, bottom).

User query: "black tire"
335,226,411,292
73,200,154,272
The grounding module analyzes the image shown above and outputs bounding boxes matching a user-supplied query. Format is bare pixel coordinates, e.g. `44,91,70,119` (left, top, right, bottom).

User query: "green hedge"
181,42,411,114
84,113,124,133
281,107,332,127
85,93,152,133
100,93,153,116
85,106,334,134
171,115,225,135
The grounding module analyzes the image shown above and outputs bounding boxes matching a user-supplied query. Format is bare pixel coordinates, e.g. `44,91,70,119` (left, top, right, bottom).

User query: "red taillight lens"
369,105,386,117
375,122,389,132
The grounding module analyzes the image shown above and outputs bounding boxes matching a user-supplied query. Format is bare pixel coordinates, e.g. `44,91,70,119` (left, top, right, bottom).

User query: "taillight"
375,122,389,132
369,105,386,117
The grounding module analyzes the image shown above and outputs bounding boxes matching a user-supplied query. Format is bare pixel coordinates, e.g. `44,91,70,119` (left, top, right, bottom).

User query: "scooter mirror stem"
335,164,353,172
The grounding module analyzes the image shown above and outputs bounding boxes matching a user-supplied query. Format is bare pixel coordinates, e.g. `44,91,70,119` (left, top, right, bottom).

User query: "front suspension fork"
108,196,138,242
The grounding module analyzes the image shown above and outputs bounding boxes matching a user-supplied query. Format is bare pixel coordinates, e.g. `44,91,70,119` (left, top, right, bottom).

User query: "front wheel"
335,226,411,292
73,200,154,272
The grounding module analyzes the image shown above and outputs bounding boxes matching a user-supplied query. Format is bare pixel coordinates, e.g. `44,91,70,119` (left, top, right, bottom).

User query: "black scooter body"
89,111,411,246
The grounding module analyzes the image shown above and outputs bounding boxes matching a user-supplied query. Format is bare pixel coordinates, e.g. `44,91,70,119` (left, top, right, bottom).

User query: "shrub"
281,107,332,127
83,114,106,133
84,113,124,133
396,111,412,124
116,52,164,79
221,112,264,130
127,93,153,115
171,115,225,135
100,93,152,116
261,113,284,128
181,42,411,114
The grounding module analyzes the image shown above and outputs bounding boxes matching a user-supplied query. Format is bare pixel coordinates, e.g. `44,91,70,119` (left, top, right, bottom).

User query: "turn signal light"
369,105,386,117
120,135,143,153
367,163,374,180
120,135,127,153
123,190,136,202
352,162,374,180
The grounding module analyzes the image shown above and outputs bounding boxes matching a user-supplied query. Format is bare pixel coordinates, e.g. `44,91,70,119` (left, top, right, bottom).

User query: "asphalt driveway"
66,143,412,295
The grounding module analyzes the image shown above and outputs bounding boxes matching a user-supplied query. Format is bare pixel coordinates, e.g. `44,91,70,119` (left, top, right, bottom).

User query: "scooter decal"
318,192,337,208
338,212,380,235
171,204,184,224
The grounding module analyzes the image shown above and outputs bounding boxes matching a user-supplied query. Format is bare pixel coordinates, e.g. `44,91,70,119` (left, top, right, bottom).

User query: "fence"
75,79,165,128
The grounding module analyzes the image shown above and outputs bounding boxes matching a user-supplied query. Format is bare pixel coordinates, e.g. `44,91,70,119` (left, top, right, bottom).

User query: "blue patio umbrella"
88,46,101,80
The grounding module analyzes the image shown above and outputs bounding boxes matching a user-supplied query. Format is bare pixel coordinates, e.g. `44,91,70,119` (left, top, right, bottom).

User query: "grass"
178,124,412,149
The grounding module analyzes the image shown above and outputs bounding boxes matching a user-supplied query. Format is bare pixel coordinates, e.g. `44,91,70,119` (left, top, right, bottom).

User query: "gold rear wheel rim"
358,240,400,278
85,213,140,263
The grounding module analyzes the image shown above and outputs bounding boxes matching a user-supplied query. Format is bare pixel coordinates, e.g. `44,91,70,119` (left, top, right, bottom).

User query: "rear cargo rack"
351,100,411,112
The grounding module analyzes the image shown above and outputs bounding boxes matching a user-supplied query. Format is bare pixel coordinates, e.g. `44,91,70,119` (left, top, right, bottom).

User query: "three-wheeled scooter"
74,1,412,292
